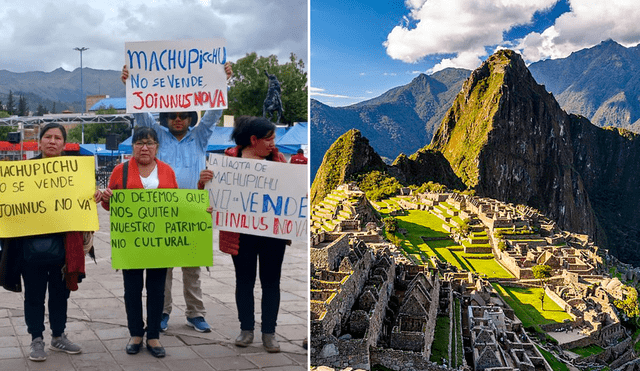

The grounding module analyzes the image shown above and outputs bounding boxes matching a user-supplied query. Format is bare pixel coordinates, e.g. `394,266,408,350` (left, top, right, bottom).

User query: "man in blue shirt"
122,63,232,333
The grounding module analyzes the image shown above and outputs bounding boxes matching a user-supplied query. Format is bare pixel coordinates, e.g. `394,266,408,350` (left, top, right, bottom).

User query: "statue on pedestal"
263,70,284,124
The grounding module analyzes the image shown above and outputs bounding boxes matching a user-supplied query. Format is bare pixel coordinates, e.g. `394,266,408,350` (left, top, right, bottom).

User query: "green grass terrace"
492,284,572,328
568,344,604,357
386,209,512,278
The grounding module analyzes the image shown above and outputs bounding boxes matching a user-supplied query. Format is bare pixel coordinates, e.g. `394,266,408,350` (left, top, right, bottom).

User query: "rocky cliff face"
310,129,386,205
568,120,640,263
430,50,597,238
388,149,464,191
430,49,640,264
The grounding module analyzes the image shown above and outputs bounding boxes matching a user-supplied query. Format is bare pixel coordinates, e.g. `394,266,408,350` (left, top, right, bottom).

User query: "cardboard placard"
0,156,99,237
110,189,213,269
125,39,227,113
205,154,308,241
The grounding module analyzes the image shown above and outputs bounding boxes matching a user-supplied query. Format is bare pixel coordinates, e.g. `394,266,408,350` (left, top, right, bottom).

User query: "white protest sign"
205,154,308,241
125,39,227,113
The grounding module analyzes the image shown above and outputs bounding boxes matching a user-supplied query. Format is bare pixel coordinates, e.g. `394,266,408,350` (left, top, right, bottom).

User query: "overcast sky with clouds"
311,0,640,107
0,0,307,73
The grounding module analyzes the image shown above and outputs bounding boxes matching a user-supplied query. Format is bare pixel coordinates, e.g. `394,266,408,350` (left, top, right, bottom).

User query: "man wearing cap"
121,63,232,333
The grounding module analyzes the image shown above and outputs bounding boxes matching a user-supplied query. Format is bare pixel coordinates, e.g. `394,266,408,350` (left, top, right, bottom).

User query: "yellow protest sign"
0,156,99,237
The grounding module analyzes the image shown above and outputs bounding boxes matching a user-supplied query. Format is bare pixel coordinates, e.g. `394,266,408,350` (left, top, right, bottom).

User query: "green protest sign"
109,189,213,269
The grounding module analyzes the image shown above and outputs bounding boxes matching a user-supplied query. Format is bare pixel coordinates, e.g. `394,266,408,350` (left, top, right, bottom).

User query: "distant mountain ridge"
529,39,640,132
310,68,470,177
312,40,640,182
0,68,124,113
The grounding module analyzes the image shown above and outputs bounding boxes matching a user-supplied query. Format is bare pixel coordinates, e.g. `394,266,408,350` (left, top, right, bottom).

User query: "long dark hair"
230,116,276,147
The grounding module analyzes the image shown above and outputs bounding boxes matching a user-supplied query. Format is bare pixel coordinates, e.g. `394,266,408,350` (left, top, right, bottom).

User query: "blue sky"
311,0,640,107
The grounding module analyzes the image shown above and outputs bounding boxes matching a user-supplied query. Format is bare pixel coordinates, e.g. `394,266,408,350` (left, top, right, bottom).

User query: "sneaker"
160,313,170,332
262,333,280,353
234,330,254,347
29,337,46,362
186,317,211,333
50,333,81,354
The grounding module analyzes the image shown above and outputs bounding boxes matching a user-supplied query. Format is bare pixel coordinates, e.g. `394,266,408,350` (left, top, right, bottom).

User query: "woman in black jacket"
0,123,101,362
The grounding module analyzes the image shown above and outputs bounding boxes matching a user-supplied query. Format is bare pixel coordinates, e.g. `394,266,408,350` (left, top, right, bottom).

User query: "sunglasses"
167,113,191,120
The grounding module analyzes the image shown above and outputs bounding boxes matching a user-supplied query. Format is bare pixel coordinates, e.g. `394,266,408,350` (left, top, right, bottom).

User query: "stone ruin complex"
310,185,639,371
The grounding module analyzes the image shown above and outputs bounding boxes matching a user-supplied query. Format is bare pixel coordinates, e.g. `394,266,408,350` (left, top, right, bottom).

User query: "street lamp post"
74,47,88,144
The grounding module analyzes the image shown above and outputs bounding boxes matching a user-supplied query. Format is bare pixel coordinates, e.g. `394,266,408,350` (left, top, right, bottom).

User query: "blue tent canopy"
90,97,127,111
206,126,288,152
206,127,236,152
118,136,133,152
80,143,129,157
276,122,307,154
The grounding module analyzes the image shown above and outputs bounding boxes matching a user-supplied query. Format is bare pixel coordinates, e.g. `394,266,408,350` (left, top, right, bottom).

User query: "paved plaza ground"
0,207,309,370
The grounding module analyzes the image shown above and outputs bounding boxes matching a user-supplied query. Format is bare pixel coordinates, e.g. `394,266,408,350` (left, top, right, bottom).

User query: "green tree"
36,104,47,116
225,52,307,125
383,217,398,234
532,264,552,288
415,181,447,193
357,171,402,201
17,95,28,116
458,218,471,236
498,240,507,251
537,290,546,311
68,122,130,144
614,286,640,319
0,126,15,140
6,91,15,115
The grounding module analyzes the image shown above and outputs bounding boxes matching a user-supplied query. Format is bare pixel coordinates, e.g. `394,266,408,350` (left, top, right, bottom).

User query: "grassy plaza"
492,284,572,327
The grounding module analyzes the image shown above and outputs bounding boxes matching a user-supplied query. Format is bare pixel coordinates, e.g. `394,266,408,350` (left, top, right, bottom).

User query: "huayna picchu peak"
313,48,640,265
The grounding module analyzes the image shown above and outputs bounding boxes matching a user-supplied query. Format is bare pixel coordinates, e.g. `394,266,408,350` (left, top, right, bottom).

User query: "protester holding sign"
0,123,101,363
206,116,288,353
121,62,232,334
101,127,177,358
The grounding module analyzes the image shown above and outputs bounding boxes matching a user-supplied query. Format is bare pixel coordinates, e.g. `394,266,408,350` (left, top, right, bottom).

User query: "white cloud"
0,0,307,72
309,86,355,99
517,0,640,62
383,72,397,76
383,0,557,68
429,50,485,73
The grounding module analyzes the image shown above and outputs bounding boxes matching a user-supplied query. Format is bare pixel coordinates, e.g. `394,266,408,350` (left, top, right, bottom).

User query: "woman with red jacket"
100,126,177,358
200,116,287,353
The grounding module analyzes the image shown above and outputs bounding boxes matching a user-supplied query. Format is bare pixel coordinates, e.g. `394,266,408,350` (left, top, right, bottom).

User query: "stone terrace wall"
311,242,374,339
362,256,396,349
544,286,574,315
370,347,453,371
311,234,351,271
312,337,370,370
558,335,595,350
311,231,343,246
